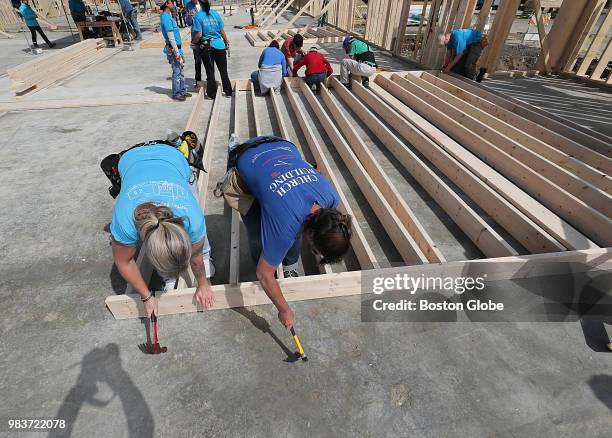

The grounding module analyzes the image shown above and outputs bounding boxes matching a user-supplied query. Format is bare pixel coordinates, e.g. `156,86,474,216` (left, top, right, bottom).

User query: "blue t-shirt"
68,0,86,14
237,138,339,266
19,3,38,27
259,47,287,76
117,0,134,13
160,11,182,57
192,9,225,50
448,28,482,55
110,145,206,247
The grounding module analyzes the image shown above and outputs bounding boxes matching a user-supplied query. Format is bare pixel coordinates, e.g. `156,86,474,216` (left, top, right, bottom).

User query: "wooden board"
105,247,612,319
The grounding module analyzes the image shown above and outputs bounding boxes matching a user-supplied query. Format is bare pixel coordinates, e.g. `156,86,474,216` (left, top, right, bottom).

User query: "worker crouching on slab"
292,46,333,95
160,0,190,101
251,40,288,95
340,36,377,89
103,134,216,317
216,136,353,329
439,28,488,82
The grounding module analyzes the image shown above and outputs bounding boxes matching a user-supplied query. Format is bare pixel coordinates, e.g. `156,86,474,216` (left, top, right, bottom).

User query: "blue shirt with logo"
192,9,225,50
111,145,206,247
448,28,482,55
237,138,339,266
19,3,39,27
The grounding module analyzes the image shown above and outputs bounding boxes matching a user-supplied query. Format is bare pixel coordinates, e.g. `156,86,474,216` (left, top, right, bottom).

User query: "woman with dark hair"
250,40,287,94
192,0,232,98
231,136,352,329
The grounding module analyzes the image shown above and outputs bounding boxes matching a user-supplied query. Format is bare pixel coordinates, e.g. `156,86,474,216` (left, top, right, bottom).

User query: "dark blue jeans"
241,201,302,268
304,73,327,91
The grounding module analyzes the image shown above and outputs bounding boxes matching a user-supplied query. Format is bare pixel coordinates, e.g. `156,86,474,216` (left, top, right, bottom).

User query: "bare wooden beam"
533,0,551,73
421,72,612,190
480,0,521,73
299,80,428,264
320,82,444,263
365,79,564,254
576,8,612,77
105,248,612,319
388,73,611,246
284,78,378,269
374,74,597,250
590,38,612,80
476,0,494,32
332,77,517,258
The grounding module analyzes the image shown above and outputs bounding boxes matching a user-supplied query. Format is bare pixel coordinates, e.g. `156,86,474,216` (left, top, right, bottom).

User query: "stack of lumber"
140,28,191,48
7,39,115,95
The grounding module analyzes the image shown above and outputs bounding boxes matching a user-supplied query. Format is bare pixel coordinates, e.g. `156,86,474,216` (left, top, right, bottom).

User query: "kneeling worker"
230,136,353,328
340,36,377,89
439,28,487,81
105,136,215,317
292,46,333,95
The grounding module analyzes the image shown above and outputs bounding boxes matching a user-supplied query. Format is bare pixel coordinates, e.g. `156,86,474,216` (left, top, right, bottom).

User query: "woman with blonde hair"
109,141,215,317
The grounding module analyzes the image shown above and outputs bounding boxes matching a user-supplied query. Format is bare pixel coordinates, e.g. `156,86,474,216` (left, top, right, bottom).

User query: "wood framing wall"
105,72,611,320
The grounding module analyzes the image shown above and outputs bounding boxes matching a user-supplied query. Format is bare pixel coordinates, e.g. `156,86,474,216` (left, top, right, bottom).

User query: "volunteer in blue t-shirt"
110,143,215,317
18,0,56,48
439,28,486,81
191,0,232,98
160,0,190,101
234,137,353,329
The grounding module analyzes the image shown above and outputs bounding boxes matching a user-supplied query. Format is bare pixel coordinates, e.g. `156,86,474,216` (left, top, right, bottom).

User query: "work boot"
283,269,300,278
362,78,369,88
476,68,487,83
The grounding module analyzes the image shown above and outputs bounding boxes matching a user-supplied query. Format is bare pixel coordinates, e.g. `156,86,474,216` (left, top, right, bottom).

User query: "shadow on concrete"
588,375,612,410
580,319,611,353
49,344,154,438
231,307,300,362
144,85,173,96
19,33,80,53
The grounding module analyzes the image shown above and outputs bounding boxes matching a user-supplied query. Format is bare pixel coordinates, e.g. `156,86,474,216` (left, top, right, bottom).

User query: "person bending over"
439,28,487,81
281,33,304,76
251,40,287,94
340,36,377,89
292,46,333,95
231,136,352,329
109,141,215,317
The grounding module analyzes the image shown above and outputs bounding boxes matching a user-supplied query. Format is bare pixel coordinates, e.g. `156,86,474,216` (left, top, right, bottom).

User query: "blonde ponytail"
134,203,192,277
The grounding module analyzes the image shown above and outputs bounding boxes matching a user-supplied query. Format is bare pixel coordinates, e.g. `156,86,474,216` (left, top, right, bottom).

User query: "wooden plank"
402,73,612,209
421,72,612,190
461,0,478,28
388,73,611,246
105,247,612,319
440,73,612,170
284,78,378,270
413,0,429,58
271,0,316,34
392,0,411,55
576,8,612,77
533,0,551,73
333,77,517,258
320,83,444,263
300,80,429,265
276,0,339,34
257,0,287,25
365,79,564,254
374,74,596,250
476,0,494,31
481,0,521,73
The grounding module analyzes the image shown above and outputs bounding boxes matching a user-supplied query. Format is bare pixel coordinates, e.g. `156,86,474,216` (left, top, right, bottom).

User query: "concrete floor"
1,7,611,438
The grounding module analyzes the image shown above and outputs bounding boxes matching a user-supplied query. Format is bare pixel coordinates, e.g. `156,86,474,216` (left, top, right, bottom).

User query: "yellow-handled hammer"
290,327,308,362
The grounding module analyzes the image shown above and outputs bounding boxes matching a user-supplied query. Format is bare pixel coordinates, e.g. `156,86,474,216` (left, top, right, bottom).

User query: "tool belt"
198,37,212,52
100,140,206,199
214,136,291,215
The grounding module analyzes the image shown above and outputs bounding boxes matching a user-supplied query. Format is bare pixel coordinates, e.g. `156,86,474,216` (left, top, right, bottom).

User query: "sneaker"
163,277,178,292
173,95,186,101
362,78,369,88
204,257,216,279
310,83,317,94
283,269,300,278
475,68,487,83
183,92,193,98
32,43,40,48
48,42,56,48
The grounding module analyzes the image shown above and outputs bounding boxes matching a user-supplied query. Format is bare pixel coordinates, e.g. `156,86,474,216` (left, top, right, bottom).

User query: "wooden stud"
392,0,411,55
480,0,521,73
261,0,298,28
460,0,478,28
105,247,612,319
421,72,612,191
365,79,564,253
320,82,444,263
402,73,612,208
299,80,428,265
333,77,517,257
385,73,610,246
576,8,612,77
590,38,612,80
476,0,494,32
533,0,551,73
439,73,612,171
284,78,378,269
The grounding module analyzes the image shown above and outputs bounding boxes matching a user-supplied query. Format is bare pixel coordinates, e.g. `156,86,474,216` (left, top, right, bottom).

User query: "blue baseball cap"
342,36,353,50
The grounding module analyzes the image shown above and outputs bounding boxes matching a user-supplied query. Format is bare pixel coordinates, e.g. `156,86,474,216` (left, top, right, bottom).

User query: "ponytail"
134,203,192,277
199,0,211,15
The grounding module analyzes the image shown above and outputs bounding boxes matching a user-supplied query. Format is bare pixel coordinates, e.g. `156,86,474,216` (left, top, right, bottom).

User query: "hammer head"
139,342,168,355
